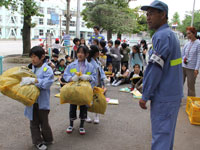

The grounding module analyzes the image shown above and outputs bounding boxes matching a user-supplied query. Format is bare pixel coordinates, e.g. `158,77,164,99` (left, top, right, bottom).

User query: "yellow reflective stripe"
70,68,77,73
86,72,91,75
170,58,182,66
92,36,95,38
98,37,102,39
43,67,47,72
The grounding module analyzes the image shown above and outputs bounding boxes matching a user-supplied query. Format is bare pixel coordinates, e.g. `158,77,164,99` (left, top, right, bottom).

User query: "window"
39,7,44,14
70,21,75,27
62,10,66,16
20,6,24,12
11,29,17,36
21,17,24,24
39,29,44,36
11,16,17,24
47,19,52,25
81,22,85,28
47,8,55,14
0,28,2,35
69,31,75,36
47,30,50,33
62,20,66,26
0,16,2,22
39,18,44,25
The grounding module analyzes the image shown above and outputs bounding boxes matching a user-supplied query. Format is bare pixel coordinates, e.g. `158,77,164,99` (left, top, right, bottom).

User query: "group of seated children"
50,48,72,75
104,63,143,92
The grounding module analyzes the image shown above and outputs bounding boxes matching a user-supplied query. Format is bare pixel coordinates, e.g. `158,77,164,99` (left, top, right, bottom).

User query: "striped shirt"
182,39,200,70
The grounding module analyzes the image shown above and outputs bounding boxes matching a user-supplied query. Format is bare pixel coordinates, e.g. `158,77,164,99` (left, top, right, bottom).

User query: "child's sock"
70,120,74,127
80,120,84,128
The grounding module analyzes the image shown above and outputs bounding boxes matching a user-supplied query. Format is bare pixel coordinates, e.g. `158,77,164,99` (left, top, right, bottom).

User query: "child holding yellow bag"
23,46,54,150
63,46,96,135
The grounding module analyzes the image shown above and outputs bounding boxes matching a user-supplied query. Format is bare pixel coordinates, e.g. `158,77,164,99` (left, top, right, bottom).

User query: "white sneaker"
94,115,100,124
35,143,47,150
66,126,73,133
85,116,92,123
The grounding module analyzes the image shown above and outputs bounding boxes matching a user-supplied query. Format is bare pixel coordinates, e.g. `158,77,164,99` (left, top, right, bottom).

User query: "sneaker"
85,116,92,123
94,116,100,124
43,141,54,145
35,143,47,150
79,128,86,135
66,126,73,133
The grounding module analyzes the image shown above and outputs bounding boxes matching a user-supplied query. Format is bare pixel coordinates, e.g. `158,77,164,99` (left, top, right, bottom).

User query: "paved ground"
0,62,200,150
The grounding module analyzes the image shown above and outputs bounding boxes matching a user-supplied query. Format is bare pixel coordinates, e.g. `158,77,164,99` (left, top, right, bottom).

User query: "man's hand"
139,99,147,109
194,70,199,77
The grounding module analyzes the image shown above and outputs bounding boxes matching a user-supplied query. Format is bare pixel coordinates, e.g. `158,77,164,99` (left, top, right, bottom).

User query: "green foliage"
82,0,147,35
170,12,181,26
179,10,200,35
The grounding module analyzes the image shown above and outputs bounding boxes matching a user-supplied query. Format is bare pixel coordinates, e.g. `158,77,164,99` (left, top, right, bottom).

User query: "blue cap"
141,0,168,15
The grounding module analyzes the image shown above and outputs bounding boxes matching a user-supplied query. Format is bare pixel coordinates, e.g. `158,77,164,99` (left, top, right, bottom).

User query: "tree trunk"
107,29,112,41
22,3,31,55
66,0,70,34
117,33,121,40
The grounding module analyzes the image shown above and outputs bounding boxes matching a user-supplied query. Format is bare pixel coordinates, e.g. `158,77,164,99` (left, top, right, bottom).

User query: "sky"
69,0,200,22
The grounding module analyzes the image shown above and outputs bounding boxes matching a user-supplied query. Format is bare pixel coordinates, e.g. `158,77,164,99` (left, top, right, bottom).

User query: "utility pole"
76,0,80,38
191,0,195,27
60,14,62,40
66,0,70,34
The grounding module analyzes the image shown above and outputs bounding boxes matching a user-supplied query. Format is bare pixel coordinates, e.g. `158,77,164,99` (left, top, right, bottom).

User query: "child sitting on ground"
104,63,115,85
56,59,66,74
65,55,72,66
129,64,143,92
112,64,129,86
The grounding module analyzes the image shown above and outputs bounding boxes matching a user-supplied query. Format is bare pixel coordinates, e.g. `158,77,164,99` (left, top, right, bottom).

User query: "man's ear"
41,54,45,60
161,11,167,20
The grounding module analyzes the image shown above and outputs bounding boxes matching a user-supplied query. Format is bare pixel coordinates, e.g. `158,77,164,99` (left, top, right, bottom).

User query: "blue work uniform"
24,63,54,120
63,59,96,87
89,34,105,45
142,24,183,150
90,58,106,87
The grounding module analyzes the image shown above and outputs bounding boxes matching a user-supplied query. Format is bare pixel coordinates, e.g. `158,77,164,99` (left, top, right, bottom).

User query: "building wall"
0,0,94,40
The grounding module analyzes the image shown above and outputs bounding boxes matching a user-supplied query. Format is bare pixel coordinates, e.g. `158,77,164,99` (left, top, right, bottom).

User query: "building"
0,0,94,40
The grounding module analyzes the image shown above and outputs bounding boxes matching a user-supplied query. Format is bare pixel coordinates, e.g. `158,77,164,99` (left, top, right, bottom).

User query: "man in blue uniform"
139,1,183,150
89,26,105,45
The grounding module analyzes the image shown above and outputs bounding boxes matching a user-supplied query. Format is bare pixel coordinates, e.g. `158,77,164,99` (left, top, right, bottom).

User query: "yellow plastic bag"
60,81,93,106
88,87,107,114
0,67,40,106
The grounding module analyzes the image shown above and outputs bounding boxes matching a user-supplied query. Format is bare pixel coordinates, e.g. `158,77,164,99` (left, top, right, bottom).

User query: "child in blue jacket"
63,46,96,135
21,46,54,150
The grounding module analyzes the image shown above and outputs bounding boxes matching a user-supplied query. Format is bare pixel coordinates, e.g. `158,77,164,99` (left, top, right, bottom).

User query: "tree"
179,10,200,35
82,0,136,40
170,12,181,26
1,0,42,55
65,0,71,34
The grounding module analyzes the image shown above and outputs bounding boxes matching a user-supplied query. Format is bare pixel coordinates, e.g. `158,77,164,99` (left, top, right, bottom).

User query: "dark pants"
30,104,53,145
112,61,121,73
69,104,87,121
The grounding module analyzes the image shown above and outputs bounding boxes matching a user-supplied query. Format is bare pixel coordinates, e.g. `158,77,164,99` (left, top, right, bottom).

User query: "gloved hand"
116,72,121,78
121,55,124,59
80,74,91,81
103,78,110,84
111,54,118,59
71,75,79,82
20,77,36,86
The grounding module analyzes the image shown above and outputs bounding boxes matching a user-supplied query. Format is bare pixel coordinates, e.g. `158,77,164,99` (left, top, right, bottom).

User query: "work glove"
20,77,36,86
71,75,79,82
116,72,121,78
111,54,118,59
121,55,124,59
103,78,110,84
79,74,91,81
